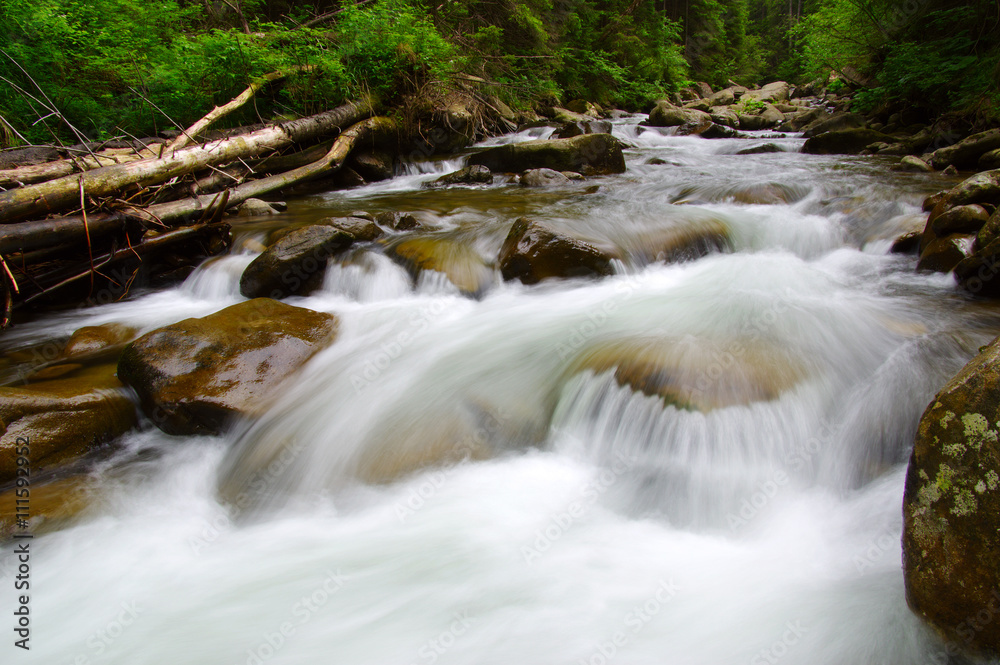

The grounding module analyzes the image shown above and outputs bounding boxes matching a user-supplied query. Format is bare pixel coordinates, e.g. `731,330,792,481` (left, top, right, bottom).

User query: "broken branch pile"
0,85,395,328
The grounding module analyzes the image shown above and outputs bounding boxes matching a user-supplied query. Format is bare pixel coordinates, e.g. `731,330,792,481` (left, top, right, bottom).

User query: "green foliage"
738,97,767,113
795,0,1000,116
336,0,457,99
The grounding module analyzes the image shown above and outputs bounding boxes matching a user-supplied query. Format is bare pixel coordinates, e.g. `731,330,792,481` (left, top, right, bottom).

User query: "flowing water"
4,117,1000,665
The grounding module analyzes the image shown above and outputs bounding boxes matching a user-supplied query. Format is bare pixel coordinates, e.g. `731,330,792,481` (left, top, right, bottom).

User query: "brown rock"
386,237,493,296
568,336,804,411
117,299,338,435
321,216,384,242
931,205,991,236
499,218,615,284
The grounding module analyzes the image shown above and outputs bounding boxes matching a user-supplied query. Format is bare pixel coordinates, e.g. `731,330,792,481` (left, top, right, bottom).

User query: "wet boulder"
737,104,784,130
568,336,804,411
892,156,933,172
555,120,613,139
239,225,354,299
917,234,974,273
117,299,338,436
736,143,783,155
980,149,1000,171
237,198,282,217
931,205,991,236
802,128,895,155
321,216,384,242
710,106,740,129
499,218,616,284
976,208,1000,251
0,474,97,537
349,149,394,182
61,323,139,360
386,236,493,296
929,129,1000,171
468,134,626,176
647,102,712,128
954,239,1000,298
0,364,137,483
626,219,732,264
520,168,571,187
699,123,739,139
707,88,737,107
903,335,1000,654
944,170,1000,207
425,164,493,188
801,112,865,138
778,107,828,133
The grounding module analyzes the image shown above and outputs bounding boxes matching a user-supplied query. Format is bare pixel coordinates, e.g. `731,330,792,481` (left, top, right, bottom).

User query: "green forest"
0,0,998,145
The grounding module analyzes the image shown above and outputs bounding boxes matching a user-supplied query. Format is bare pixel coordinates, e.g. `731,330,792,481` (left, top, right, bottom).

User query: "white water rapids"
4,117,999,665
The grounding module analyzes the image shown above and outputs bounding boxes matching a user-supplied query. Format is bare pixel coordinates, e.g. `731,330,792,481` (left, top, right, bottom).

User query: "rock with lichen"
903,335,1000,656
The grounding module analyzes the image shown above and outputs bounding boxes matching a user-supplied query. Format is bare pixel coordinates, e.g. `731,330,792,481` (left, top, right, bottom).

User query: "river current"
4,116,999,665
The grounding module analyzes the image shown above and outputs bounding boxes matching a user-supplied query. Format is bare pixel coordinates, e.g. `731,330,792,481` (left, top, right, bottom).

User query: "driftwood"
0,96,376,224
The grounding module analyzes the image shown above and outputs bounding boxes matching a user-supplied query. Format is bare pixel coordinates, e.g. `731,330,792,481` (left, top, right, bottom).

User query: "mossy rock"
117,299,338,436
903,335,1000,655
801,128,895,155
468,134,626,176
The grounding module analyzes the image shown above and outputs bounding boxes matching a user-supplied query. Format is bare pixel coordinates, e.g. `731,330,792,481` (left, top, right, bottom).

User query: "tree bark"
0,116,396,254
0,96,376,225
0,149,154,189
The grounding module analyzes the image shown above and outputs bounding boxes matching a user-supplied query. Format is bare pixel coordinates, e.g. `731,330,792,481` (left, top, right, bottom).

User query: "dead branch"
166,67,314,152
0,96,376,225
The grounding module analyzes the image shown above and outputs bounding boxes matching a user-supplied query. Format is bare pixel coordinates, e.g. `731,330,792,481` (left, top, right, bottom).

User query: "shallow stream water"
3,117,999,665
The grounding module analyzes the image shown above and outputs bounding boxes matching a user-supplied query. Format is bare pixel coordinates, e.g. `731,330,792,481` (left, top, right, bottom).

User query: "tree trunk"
0,149,154,189
0,96,376,225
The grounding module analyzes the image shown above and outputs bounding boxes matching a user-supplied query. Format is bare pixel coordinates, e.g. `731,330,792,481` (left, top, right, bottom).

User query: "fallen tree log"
0,116,396,254
0,96,376,224
128,116,397,225
0,148,155,189
165,67,311,152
